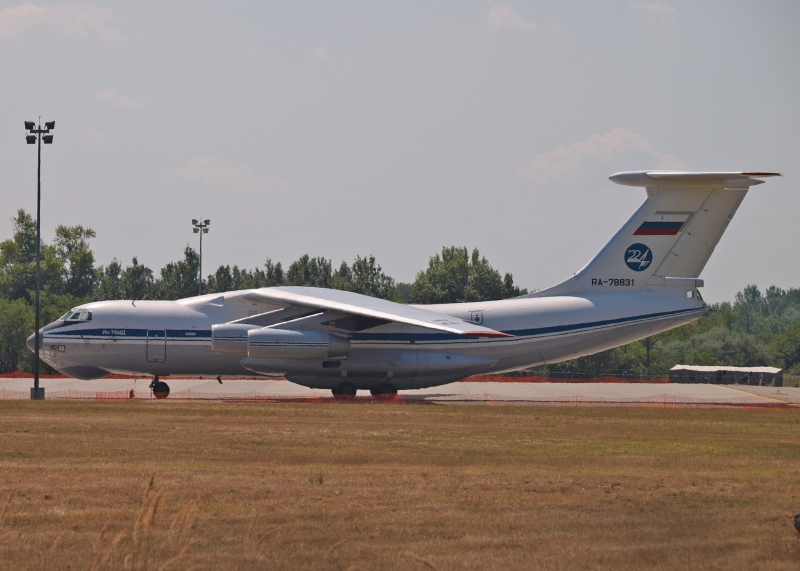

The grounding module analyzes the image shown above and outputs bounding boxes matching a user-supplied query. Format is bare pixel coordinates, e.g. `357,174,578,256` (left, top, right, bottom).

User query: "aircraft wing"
241,286,512,338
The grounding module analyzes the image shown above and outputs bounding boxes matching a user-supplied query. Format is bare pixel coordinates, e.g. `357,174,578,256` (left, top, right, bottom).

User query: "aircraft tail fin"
527,171,780,297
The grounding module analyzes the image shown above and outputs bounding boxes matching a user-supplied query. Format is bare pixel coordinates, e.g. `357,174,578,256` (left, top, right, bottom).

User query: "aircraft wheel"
333,382,357,397
370,383,397,397
151,379,170,399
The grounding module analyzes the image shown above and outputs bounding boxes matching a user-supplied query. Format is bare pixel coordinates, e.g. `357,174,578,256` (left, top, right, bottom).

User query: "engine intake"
247,328,350,360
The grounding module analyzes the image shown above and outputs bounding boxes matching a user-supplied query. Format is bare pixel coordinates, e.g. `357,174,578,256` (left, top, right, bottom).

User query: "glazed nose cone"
26,332,37,352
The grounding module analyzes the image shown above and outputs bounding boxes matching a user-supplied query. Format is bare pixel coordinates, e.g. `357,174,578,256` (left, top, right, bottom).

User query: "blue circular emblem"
625,243,653,272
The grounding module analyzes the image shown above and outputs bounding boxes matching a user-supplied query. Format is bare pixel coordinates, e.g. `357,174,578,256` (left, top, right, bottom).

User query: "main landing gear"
331,382,357,397
149,376,170,399
331,382,398,398
370,383,397,398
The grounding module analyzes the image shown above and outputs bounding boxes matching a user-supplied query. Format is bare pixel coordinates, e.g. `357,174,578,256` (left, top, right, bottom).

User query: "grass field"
1,401,799,570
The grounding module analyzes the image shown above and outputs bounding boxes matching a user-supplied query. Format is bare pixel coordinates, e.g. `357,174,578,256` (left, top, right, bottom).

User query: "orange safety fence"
1,387,798,408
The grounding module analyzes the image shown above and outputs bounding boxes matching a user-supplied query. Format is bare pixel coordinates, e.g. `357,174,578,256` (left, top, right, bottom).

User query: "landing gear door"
146,330,167,363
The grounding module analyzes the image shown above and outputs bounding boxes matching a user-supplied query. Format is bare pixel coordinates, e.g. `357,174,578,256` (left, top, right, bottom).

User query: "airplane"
28,171,780,397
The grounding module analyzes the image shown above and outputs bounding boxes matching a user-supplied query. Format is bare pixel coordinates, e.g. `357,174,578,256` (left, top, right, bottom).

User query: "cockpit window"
60,310,92,322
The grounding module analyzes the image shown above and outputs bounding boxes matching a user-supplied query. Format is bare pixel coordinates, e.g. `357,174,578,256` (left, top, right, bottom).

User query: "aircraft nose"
26,332,37,352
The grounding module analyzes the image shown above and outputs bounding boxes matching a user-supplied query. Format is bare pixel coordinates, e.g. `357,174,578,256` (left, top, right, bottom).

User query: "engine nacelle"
211,323,258,354
247,328,350,360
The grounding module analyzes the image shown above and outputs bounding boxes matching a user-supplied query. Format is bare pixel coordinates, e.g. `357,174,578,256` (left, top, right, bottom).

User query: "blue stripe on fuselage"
43,306,701,344
44,328,211,339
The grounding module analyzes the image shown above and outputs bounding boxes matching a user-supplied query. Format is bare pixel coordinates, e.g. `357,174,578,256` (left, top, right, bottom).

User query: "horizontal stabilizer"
610,171,780,188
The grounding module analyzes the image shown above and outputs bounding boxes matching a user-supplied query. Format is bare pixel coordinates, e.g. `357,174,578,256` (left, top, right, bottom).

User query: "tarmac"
1,377,798,407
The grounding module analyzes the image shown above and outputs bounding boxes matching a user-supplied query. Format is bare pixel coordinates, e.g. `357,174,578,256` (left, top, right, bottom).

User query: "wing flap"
242,287,512,337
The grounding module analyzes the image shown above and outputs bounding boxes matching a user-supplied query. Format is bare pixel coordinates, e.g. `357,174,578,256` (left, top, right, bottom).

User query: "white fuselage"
36,287,706,390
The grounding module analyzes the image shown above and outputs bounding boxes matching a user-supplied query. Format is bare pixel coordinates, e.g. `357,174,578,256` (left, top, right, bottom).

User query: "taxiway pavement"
0,377,798,405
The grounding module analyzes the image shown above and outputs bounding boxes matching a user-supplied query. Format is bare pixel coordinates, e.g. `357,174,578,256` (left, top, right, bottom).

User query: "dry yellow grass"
0,400,799,570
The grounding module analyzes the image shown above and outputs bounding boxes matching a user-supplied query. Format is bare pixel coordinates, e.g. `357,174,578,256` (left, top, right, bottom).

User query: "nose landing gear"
149,376,170,399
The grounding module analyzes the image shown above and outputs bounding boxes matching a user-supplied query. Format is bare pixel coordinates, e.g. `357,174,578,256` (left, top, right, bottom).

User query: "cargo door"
146,330,167,362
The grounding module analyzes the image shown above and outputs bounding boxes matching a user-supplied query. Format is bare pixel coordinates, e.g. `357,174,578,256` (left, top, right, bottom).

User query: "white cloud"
486,3,535,31
518,127,685,184
0,3,122,40
96,88,143,108
628,2,678,24
168,156,257,187
313,45,330,64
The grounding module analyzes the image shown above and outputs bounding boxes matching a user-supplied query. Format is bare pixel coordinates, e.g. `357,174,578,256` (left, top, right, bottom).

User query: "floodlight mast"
25,118,55,400
191,218,210,295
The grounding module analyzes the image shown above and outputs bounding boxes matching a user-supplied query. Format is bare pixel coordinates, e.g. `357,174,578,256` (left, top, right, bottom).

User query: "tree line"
534,284,800,378
1,210,799,377
0,210,524,372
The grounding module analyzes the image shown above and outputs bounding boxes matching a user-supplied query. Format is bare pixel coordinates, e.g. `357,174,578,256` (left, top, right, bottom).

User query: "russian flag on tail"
634,221,684,236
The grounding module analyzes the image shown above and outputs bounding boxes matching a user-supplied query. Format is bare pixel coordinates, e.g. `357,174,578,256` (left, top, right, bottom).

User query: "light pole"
25,118,55,400
192,218,209,295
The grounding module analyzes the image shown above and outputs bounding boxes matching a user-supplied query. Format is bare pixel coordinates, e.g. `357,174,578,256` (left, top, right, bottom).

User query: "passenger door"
146,330,167,362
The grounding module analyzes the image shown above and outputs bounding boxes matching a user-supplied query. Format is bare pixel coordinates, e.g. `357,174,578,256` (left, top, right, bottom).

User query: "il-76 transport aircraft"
29,171,779,396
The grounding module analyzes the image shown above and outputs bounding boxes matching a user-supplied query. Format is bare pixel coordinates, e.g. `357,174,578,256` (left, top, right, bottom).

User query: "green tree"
285,255,332,288
393,282,412,303
341,255,395,299
120,257,154,300
54,224,97,298
153,247,200,300
206,258,284,293
263,258,285,287
771,322,800,370
0,298,33,373
206,265,235,293
330,261,352,291
96,259,124,300
351,255,394,299
0,210,64,301
640,333,665,375
410,246,526,304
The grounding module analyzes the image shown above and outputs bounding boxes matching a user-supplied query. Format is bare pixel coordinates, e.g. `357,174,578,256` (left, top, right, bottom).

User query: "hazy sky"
1,1,798,302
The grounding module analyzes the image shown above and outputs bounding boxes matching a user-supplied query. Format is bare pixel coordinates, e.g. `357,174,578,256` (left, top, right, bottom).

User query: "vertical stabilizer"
526,171,779,297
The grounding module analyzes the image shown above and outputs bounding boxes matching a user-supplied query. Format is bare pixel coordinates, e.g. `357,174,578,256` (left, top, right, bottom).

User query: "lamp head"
26,135,36,144
24,121,36,131
43,135,53,144
44,121,55,130
192,219,198,225
203,228,209,233
204,219,210,225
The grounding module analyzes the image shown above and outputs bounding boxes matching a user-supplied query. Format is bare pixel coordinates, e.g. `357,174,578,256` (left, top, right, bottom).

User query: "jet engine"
211,323,258,354
247,328,350,359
